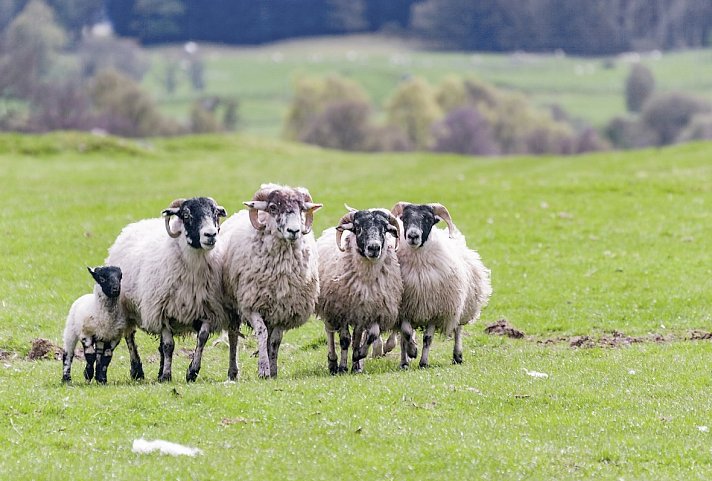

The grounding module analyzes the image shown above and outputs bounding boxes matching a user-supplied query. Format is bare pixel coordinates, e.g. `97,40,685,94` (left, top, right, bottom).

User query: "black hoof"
186,369,198,383
328,358,338,375
227,368,239,381
158,373,172,383
418,362,429,369
62,374,71,383
400,363,410,370
130,361,144,380
84,367,94,381
351,367,363,374
96,375,107,384
453,354,463,364
337,366,348,374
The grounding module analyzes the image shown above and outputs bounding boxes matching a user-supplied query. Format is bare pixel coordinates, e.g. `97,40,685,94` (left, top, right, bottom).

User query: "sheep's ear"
162,207,180,218
87,266,95,275
216,206,227,218
433,216,442,224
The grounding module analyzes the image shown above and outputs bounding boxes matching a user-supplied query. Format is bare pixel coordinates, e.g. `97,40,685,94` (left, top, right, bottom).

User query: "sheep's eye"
268,204,278,214
182,212,190,220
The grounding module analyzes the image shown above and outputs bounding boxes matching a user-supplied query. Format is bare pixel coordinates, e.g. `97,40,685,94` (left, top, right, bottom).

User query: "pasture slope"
0,132,711,480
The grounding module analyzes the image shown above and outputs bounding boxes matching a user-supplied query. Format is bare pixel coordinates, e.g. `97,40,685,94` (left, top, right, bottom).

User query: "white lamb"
220,183,322,378
106,196,229,382
62,266,126,384
316,207,403,374
391,202,492,368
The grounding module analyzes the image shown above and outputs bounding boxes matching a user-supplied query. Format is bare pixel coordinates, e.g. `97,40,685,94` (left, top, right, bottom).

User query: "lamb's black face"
88,266,122,298
350,210,398,260
400,204,439,248
164,197,227,250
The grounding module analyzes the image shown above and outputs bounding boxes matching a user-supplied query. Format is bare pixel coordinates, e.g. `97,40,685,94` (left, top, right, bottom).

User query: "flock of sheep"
62,183,492,384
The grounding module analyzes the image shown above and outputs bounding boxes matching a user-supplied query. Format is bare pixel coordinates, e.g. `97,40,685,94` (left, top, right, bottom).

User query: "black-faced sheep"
62,266,125,384
219,183,322,378
391,202,492,368
316,207,403,374
106,197,228,382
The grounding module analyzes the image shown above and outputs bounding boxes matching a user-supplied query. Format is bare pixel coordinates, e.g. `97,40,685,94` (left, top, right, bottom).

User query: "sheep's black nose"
204,231,216,238
286,227,300,236
366,244,381,258
407,232,419,240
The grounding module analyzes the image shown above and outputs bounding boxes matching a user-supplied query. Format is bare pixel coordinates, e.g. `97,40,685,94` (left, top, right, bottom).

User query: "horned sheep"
391,202,492,368
219,183,322,378
62,266,125,384
316,207,403,374
105,197,229,382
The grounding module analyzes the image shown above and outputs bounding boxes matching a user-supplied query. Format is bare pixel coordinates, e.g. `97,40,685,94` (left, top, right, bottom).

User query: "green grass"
1,132,711,480
142,35,712,135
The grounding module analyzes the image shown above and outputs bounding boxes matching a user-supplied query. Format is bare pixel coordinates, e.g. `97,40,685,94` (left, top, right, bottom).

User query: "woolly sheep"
106,197,228,382
390,202,492,368
316,207,403,374
219,183,322,378
62,266,125,384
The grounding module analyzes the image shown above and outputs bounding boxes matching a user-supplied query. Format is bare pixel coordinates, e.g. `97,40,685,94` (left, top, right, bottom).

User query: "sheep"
390,202,492,368
105,196,229,382
316,207,403,374
62,266,125,384
220,183,322,378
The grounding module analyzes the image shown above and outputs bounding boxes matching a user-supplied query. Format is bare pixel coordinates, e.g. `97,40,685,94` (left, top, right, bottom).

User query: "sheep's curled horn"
335,210,401,252
162,198,185,238
391,201,456,239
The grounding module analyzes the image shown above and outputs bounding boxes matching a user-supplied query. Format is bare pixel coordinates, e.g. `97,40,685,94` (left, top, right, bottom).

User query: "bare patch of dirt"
0,349,18,361
541,331,675,349
484,319,525,339
688,330,712,340
27,338,63,361
178,347,194,359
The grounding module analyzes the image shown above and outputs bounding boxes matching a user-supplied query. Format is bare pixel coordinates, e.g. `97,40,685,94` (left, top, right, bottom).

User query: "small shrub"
27,82,94,132
78,35,149,81
575,127,609,153
677,113,712,143
625,64,655,113
432,107,499,156
300,100,371,151
362,125,412,152
604,116,656,149
641,92,711,145
385,77,443,150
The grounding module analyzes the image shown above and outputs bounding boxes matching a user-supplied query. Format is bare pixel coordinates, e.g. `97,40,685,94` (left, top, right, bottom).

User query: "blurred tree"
0,0,66,98
300,100,371,150
385,77,442,149
432,107,499,155
641,92,712,145
78,35,149,80
625,63,655,113
130,0,186,43
326,0,367,32
283,74,369,140
48,0,103,43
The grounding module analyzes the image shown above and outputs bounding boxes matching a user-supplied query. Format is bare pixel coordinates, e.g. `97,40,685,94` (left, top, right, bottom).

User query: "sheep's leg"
383,332,398,354
227,326,240,381
399,321,418,369
326,328,338,375
419,325,437,369
357,323,380,364
158,327,174,382
95,338,120,384
370,336,385,358
453,325,464,364
267,327,284,379
62,334,79,383
125,329,144,380
186,321,210,382
81,336,96,381
249,312,270,378
351,325,365,374
338,326,350,374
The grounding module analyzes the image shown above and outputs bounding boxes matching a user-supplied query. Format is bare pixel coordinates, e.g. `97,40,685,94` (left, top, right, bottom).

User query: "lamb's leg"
62,333,79,383
338,326,350,374
267,327,284,379
95,338,120,384
357,323,380,364
419,324,436,369
326,328,338,375
453,325,464,364
158,326,174,382
399,321,417,369
249,312,270,378
125,329,144,380
81,336,96,381
227,326,240,381
351,325,365,374
186,320,210,382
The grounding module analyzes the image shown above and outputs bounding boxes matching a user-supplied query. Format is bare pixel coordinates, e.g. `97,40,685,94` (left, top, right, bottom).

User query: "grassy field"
1,132,711,480
141,35,712,136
